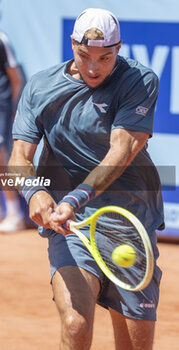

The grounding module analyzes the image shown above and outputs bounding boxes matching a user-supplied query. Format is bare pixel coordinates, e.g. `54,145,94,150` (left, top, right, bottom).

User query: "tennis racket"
62,205,154,291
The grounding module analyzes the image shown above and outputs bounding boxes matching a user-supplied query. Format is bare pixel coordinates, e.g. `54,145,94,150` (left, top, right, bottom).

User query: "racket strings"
94,211,147,287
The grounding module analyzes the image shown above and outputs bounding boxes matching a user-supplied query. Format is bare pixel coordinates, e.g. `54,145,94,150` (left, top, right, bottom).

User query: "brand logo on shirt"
93,103,108,113
135,105,149,116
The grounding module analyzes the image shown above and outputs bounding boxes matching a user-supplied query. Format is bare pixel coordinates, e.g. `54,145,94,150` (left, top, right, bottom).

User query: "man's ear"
116,40,123,53
71,36,75,50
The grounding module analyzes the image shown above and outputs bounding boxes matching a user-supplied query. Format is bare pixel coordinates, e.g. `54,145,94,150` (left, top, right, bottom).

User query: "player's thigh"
52,265,101,321
109,308,155,350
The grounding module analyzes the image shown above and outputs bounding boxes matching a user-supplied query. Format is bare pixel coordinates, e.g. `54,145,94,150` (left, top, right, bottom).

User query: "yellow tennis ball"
112,244,136,268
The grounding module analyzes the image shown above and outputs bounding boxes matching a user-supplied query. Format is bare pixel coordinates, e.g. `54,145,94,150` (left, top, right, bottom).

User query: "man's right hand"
29,191,76,235
29,190,58,228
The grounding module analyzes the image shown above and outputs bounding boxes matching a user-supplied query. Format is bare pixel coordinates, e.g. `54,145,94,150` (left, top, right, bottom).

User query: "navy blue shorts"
45,228,162,321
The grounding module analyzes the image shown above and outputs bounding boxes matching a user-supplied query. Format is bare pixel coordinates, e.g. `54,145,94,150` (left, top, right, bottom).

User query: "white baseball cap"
72,8,120,47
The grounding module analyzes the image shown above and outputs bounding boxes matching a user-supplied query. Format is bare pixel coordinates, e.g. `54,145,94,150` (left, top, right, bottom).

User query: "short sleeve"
12,78,43,143
112,71,159,136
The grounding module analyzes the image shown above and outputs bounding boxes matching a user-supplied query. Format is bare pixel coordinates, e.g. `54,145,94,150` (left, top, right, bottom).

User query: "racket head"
89,206,154,291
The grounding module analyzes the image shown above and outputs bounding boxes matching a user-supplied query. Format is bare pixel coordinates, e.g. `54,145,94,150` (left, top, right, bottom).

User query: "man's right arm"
8,139,60,229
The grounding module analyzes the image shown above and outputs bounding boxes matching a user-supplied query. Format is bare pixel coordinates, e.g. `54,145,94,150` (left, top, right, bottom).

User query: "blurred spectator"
0,31,25,232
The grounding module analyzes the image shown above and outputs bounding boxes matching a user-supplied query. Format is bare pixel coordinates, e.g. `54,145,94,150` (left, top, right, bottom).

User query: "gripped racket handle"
62,219,72,230
51,211,72,230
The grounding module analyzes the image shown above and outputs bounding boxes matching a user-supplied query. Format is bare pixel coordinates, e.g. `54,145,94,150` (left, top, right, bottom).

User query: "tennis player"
9,8,164,350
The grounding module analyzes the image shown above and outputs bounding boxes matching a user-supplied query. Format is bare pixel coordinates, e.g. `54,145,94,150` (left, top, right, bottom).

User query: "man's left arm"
83,128,149,195
52,128,149,233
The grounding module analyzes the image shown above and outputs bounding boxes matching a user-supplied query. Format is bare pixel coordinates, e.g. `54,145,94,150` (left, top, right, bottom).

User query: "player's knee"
64,313,92,345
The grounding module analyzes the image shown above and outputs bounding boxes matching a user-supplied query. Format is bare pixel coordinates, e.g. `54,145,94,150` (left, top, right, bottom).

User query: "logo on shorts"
135,105,149,116
140,300,155,308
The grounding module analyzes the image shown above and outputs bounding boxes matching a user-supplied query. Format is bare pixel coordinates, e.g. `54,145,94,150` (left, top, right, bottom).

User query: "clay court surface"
0,229,178,350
